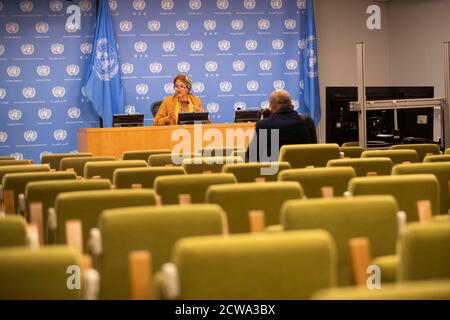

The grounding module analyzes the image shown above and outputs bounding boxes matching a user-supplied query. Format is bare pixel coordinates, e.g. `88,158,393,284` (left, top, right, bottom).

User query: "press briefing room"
0,0,450,307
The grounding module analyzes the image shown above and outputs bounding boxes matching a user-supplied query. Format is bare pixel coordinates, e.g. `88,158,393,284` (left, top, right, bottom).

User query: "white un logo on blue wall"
177,61,190,73
68,107,81,119
205,61,218,72
0,131,8,143
93,38,119,81
38,108,52,120
24,130,38,142
9,109,22,121
53,129,67,141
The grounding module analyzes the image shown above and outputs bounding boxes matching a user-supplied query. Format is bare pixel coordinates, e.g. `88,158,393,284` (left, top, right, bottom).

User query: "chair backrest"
445,148,450,155
150,100,162,117
54,189,156,250
148,153,201,167
60,156,116,176
41,153,92,170
99,204,227,299
197,147,245,157
339,146,364,158
349,174,440,222
361,149,418,165
341,141,359,147
0,215,27,248
0,246,82,299
423,154,450,163
392,162,450,214
84,160,147,181
182,156,244,174
390,143,441,162
327,157,393,177
399,223,450,282
0,164,50,185
279,143,340,168
0,156,16,160
279,167,356,198
222,162,291,183
122,149,171,161
0,160,33,167
154,173,236,204
169,230,337,299
113,166,186,189
206,181,303,233
282,195,398,286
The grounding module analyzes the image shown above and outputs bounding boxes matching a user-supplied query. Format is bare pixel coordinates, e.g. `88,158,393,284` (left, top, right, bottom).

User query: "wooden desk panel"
78,123,255,158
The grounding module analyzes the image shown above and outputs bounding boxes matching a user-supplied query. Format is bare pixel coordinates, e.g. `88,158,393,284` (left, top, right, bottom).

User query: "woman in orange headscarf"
153,74,204,126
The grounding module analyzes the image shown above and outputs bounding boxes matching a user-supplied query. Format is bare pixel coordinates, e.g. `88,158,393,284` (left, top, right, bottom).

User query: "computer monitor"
234,110,261,123
112,114,144,127
177,112,209,125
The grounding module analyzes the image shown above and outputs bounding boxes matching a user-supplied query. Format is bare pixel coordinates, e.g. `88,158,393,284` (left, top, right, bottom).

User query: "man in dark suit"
248,90,314,162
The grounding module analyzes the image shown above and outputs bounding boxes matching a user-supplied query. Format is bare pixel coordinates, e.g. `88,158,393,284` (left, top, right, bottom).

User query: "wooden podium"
77,123,255,159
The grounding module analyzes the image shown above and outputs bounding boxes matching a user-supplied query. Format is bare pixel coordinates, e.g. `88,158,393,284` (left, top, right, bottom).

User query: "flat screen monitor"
177,112,209,125
112,114,144,127
234,110,261,123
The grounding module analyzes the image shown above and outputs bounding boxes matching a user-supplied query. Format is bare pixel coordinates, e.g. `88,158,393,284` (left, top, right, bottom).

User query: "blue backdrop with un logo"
0,0,319,163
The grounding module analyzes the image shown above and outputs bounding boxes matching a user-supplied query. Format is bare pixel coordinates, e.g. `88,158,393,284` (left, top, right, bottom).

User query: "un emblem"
68,107,81,119
298,39,306,50
271,0,282,9
22,87,36,99
20,1,33,12
51,43,64,55
285,19,296,30
207,103,220,114
133,0,146,10
0,45,4,56
286,59,298,70
217,0,229,10
297,0,306,9
218,40,231,51
134,41,147,53
176,20,189,32
65,22,78,33
120,21,133,32
121,63,135,74
161,0,174,10
109,0,117,11
245,40,258,51
148,20,160,32
53,129,67,141
164,83,175,94
231,19,243,30
0,132,7,143
93,38,119,81
38,108,52,120
66,64,80,76
35,22,49,34
191,40,203,52
79,0,92,11
5,23,19,34
204,20,216,31
205,61,218,72
177,61,190,73
162,41,175,52
272,39,284,50
149,62,162,73
7,66,21,78
260,100,269,109
292,100,299,110
273,80,285,90
52,86,66,98
8,109,22,121
234,101,247,111
24,130,38,142
247,81,259,92
258,19,270,30
192,82,205,94
220,81,232,93
232,60,245,72
0,88,6,99
259,60,272,71
136,84,149,95
244,0,256,10
189,0,201,10
80,43,93,55
49,0,63,12
11,152,24,160
125,105,136,114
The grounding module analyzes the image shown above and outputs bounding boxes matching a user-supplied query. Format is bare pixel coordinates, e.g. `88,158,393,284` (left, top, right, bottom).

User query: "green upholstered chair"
279,143,340,168
206,181,303,233
399,223,450,282
161,230,337,300
53,189,156,251
84,160,147,181
341,142,359,147
0,215,27,247
60,156,116,176
390,143,441,162
361,149,418,165
445,148,450,155
392,162,450,214
423,154,450,163
113,167,186,189
122,149,171,161
197,147,245,157
0,160,33,166
99,204,227,300
0,246,82,300
0,164,50,185
340,146,364,158
278,167,355,198
281,195,398,287
0,156,16,160
312,279,450,300
222,162,291,183
182,156,244,174
327,157,393,177
41,153,92,170
148,153,201,167
349,174,440,222
154,173,236,205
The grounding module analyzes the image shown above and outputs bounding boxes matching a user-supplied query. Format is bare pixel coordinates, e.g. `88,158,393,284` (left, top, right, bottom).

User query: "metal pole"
356,43,367,149
444,42,450,149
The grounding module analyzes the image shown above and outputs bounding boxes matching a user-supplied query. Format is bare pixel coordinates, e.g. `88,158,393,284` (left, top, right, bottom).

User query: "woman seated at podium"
153,74,204,126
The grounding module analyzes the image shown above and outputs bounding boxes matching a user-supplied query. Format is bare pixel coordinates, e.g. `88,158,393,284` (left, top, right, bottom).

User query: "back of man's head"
269,90,293,113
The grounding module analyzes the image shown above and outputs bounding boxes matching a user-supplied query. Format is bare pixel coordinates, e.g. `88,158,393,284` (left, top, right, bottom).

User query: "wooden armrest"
129,250,153,300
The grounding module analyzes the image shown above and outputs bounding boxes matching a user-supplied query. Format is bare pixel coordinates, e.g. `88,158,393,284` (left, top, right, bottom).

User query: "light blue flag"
84,0,124,128
299,0,321,127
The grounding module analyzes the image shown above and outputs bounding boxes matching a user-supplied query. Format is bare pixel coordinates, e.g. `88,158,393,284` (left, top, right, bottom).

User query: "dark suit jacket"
248,108,314,161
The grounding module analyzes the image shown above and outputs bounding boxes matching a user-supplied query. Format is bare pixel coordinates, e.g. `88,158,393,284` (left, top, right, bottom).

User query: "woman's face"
174,80,188,99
